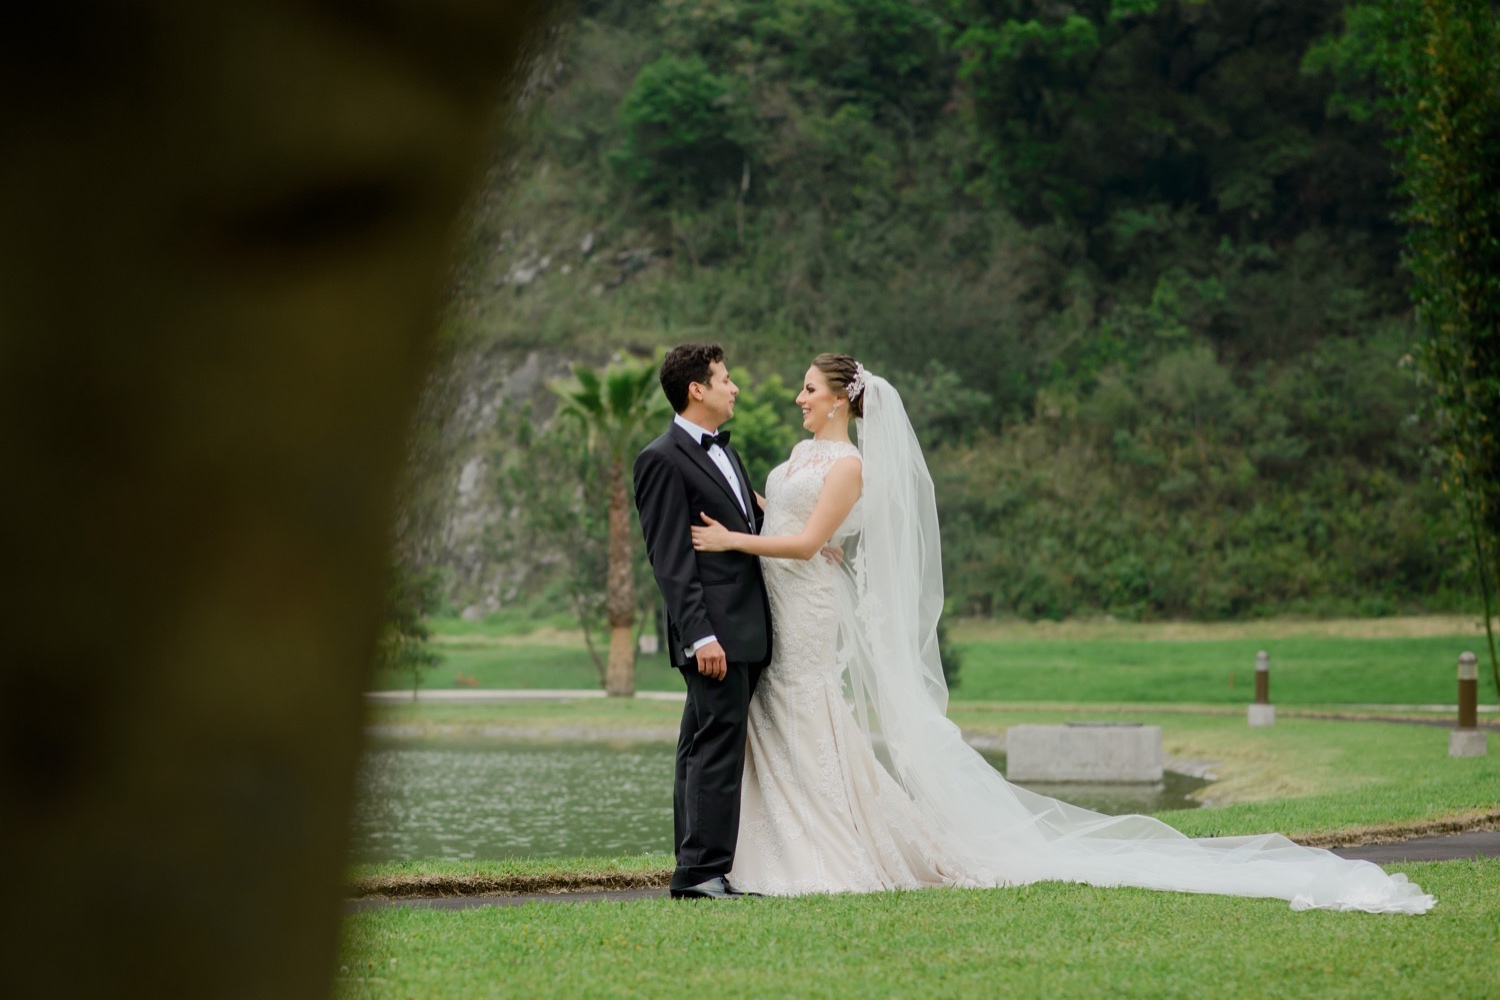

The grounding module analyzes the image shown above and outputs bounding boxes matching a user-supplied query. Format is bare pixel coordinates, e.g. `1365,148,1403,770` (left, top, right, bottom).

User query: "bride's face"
796,366,844,432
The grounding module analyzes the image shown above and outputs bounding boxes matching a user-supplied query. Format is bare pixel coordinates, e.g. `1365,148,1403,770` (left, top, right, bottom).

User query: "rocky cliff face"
411,343,575,619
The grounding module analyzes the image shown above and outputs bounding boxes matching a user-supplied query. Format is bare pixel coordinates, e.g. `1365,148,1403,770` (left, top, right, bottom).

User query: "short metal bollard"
1248,650,1275,727
1449,651,1488,758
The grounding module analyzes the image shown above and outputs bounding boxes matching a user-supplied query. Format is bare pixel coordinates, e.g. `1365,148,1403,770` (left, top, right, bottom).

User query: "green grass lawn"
337,860,1496,999
371,614,1492,704
955,635,1479,705
369,643,682,693
348,636,1498,997
368,613,683,692
366,697,685,733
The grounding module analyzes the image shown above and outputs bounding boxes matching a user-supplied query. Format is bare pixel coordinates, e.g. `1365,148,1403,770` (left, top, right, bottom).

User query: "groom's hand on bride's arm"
695,640,728,681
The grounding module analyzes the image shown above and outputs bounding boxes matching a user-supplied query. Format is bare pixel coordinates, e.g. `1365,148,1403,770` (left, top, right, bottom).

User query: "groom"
633,343,772,900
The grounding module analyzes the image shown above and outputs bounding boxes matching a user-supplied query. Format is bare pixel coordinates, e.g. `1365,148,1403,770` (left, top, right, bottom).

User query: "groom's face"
694,360,738,426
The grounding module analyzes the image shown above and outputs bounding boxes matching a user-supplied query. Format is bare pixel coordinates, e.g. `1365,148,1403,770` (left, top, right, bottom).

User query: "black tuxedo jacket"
633,422,773,669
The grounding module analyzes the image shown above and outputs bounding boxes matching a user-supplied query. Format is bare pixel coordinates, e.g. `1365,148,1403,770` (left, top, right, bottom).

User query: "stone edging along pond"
1292,808,1500,849
346,809,1500,900
350,869,671,899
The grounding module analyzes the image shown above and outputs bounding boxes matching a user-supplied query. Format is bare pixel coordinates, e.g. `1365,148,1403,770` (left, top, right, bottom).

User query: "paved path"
1331,829,1500,864
346,832,1500,912
368,690,1498,721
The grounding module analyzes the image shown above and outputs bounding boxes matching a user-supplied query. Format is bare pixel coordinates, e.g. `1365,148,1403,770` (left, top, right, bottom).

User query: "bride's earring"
828,402,840,418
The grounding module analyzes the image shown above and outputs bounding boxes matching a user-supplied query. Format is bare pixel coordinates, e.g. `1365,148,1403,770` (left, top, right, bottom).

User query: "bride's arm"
692,456,861,560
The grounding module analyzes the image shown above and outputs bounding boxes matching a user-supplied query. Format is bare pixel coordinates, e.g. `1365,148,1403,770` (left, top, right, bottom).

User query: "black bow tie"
699,430,730,451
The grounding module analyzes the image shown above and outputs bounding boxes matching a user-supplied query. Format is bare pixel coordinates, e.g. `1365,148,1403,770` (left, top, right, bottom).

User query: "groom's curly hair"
659,343,725,413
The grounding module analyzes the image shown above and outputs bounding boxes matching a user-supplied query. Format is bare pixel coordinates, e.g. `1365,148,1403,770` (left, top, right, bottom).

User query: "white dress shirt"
673,413,748,515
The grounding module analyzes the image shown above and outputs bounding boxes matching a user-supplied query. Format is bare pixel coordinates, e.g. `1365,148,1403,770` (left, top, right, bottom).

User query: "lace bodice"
755,439,862,695
762,439,862,540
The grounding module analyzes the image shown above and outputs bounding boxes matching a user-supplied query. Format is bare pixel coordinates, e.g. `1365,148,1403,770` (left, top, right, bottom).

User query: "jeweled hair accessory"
846,361,869,402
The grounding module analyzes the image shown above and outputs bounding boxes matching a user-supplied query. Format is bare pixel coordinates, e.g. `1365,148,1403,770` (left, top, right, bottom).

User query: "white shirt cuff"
685,634,718,658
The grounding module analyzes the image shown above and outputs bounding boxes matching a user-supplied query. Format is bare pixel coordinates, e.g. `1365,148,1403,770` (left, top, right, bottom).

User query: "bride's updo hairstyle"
812,353,865,418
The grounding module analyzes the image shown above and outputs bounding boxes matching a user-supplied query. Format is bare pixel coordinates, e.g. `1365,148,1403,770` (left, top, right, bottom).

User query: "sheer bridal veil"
828,370,1433,914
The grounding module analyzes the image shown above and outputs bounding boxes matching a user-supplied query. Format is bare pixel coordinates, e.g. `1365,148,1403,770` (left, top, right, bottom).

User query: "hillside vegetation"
439,0,1469,621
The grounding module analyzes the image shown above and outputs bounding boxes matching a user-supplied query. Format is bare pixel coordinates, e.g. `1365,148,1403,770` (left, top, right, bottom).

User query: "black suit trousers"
671,658,765,889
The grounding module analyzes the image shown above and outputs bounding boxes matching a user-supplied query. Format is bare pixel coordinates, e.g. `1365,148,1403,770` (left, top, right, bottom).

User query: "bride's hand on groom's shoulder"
691,513,733,552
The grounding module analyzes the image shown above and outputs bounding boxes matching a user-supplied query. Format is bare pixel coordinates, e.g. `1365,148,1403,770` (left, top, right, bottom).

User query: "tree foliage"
493,399,623,685
937,327,1460,619
374,564,444,700
553,361,669,695
611,54,744,202
451,0,1475,623
728,368,804,489
1378,0,1500,692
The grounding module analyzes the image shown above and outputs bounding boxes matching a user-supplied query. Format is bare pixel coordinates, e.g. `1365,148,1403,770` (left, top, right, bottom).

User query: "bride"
689,353,1433,913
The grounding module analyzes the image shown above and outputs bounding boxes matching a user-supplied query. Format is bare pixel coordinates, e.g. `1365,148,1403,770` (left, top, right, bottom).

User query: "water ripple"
349,740,1205,862
350,739,674,863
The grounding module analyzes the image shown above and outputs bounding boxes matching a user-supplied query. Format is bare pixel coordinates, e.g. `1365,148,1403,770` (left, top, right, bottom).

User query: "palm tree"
555,361,667,696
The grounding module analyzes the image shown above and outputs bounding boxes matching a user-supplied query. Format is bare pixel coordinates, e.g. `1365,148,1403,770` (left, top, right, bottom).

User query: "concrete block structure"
1006,723,1163,783
1449,729,1488,758
1248,704,1276,727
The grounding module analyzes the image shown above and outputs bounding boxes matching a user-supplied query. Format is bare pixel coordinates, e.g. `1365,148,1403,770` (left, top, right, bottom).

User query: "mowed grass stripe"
372,622,1488,706
954,635,1480,704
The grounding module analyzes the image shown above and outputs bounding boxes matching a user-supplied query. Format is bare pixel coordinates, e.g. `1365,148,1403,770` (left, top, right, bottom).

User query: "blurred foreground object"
0,2,550,996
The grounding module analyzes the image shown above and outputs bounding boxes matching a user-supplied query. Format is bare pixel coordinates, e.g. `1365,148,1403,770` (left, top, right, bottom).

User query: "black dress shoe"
669,876,742,900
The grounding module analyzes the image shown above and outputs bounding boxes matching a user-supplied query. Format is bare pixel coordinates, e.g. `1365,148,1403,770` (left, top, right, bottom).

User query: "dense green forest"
443,0,1473,621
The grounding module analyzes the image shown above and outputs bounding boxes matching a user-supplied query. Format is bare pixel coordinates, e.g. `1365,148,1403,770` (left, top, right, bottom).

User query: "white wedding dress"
728,378,1433,914
733,439,971,894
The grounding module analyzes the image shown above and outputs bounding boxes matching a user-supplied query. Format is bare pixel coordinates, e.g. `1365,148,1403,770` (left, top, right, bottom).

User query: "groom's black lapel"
726,444,758,535
670,423,754,532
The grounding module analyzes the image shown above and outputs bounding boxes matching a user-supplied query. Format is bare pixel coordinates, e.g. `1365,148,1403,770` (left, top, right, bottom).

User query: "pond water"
349,738,1208,864
351,740,673,864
